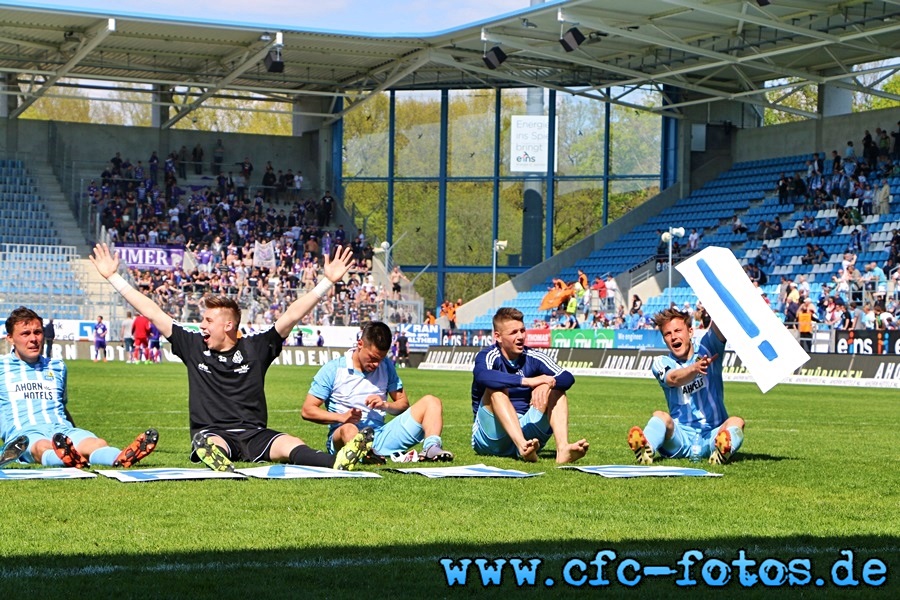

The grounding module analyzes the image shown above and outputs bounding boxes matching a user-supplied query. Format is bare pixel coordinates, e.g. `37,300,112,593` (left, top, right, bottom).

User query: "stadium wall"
7,341,426,368
420,346,900,388
733,106,900,164
1,119,320,188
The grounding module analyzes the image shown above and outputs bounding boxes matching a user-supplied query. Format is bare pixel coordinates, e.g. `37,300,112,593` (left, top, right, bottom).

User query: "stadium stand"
0,158,60,246
0,243,85,319
466,153,900,330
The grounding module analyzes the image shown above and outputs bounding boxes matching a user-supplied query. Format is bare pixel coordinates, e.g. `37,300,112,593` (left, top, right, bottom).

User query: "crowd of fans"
90,145,420,328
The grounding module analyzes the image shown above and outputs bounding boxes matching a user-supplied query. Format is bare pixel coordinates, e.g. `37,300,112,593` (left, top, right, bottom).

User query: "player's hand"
523,374,556,389
342,408,362,424
323,245,354,283
694,353,719,375
530,383,551,412
89,243,120,279
364,395,388,411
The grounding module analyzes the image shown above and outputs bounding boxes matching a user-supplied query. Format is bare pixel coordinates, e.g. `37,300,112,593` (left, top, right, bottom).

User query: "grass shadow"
4,535,896,598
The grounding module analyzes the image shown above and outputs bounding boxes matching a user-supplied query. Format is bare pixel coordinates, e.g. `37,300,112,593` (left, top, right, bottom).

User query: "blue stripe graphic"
696,258,778,362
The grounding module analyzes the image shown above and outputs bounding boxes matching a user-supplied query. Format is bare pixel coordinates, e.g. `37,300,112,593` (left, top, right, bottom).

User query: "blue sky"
20,0,533,35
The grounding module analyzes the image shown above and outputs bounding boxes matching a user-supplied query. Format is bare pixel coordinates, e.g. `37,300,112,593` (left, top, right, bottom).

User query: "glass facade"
339,87,663,308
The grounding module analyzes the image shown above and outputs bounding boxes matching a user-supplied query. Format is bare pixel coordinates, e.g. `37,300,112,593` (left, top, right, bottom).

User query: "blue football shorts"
658,421,724,459
471,404,552,457
15,425,98,464
326,410,424,456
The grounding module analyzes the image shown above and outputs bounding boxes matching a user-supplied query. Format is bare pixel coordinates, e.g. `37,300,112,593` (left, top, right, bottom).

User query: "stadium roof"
0,0,898,125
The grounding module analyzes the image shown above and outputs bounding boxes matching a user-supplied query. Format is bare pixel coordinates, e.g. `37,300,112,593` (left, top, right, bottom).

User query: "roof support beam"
482,31,769,112
325,53,432,125
659,0,900,56
9,18,115,119
563,6,900,91
161,32,282,129
429,51,683,119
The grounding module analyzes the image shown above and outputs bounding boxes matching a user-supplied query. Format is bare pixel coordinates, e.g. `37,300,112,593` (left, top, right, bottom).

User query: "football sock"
41,449,65,467
422,435,442,452
727,426,744,453
643,416,666,452
289,444,334,468
89,446,121,466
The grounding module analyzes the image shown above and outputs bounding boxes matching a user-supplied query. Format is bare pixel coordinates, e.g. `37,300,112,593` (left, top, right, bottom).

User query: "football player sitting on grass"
0,306,157,468
628,307,745,465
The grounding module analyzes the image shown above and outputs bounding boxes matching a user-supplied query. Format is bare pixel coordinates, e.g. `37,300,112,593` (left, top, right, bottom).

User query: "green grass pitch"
0,361,897,598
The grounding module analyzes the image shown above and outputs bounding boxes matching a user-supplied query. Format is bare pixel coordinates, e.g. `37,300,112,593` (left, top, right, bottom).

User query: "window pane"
394,91,441,177
341,181,388,243
555,94,607,176
448,90,496,177
446,181,494,266
392,181,439,265
554,180,605,253
610,100,661,175
341,92,390,178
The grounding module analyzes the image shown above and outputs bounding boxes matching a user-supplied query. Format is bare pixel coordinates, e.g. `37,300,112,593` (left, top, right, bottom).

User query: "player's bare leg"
545,391,589,463
330,423,361,451
482,389,539,462
409,394,443,438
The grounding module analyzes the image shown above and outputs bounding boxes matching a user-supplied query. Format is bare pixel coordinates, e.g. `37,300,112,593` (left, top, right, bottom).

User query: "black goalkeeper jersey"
168,323,283,436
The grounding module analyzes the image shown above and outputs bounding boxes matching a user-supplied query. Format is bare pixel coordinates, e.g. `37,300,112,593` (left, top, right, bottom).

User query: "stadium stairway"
28,157,92,255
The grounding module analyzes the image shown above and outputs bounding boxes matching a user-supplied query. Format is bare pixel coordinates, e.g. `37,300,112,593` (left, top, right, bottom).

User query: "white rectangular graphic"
677,246,810,392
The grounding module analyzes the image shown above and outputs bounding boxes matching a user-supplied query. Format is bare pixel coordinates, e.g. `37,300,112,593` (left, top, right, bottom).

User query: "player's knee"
482,388,506,407
652,410,670,421
333,424,357,444
652,411,674,429
531,395,549,413
422,394,442,411
31,439,51,460
727,416,745,429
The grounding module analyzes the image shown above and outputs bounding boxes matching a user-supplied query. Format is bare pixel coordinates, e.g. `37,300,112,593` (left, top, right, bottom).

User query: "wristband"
108,273,130,294
312,278,334,299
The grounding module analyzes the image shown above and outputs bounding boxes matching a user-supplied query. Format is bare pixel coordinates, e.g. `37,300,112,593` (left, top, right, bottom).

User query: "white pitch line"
2,546,897,580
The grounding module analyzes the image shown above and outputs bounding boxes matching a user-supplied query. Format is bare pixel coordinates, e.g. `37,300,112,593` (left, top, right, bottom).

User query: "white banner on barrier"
677,246,810,393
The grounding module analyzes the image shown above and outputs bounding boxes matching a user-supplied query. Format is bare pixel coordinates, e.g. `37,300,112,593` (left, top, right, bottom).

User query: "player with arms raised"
90,242,370,472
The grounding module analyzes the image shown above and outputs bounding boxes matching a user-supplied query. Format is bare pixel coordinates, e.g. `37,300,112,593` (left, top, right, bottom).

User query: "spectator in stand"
797,216,815,238
800,243,818,266
776,172,790,204
875,178,892,215
770,216,784,239
687,228,700,251
754,245,771,270
629,295,642,316
591,276,607,308
605,275,619,311
193,143,204,175
797,298,817,352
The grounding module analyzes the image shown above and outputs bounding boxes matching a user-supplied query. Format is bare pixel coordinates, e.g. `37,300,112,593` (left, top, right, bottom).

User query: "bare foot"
556,439,589,464
518,438,540,462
